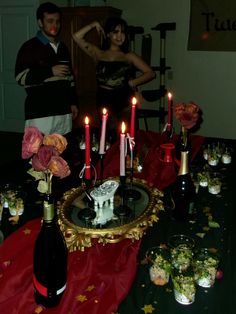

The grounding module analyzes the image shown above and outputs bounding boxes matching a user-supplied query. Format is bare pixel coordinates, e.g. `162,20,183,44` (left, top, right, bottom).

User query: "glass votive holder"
193,248,219,288
169,234,195,272
221,147,232,164
1,186,25,216
146,246,172,286
208,150,219,166
208,175,222,195
197,171,209,188
172,267,196,305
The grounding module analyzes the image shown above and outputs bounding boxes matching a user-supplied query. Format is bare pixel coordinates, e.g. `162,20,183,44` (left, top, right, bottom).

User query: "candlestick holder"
99,153,105,184
114,176,131,223
161,122,174,143
77,179,96,226
125,148,141,201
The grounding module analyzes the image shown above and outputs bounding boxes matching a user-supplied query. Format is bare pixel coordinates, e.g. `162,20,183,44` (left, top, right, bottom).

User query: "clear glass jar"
193,248,219,288
169,234,195,272
146,246,171,286
172,267,196,305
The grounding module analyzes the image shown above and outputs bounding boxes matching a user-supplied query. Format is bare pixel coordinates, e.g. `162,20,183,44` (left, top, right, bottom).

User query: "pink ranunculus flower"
32,145,58,171
43,133,68,154
22,126,44,159
48,156,71,178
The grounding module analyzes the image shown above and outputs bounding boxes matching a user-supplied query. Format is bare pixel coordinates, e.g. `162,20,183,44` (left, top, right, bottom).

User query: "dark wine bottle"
33,189,68,308
172,151,196,221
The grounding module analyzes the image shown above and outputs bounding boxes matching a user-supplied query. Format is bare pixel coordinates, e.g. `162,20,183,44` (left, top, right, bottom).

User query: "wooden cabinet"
60,6,122,127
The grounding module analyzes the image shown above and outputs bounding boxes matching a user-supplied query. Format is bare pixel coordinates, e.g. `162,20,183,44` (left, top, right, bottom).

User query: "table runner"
96,130,205,190
0,218,141,314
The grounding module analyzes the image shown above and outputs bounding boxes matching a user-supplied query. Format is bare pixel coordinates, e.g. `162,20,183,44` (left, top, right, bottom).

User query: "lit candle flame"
102,108,107,115
85,116,89,125
168,92,172,99
131,96,137,105
121,121,126,134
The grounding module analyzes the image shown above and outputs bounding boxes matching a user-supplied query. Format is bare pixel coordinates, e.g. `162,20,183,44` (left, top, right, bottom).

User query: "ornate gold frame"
57,177,164,251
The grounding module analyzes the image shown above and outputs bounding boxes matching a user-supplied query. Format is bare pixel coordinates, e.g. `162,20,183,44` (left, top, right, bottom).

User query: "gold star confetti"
23,228,31,235
141,304,155,313
75,294,87,302
86,285,95,292
34,305,45,313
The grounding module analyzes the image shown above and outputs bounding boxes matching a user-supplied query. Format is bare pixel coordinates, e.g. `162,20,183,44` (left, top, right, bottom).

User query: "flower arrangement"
174,102,200,130
22,127,71,194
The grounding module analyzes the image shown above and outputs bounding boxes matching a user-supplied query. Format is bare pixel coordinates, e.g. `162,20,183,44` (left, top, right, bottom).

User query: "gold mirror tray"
57,177,164,251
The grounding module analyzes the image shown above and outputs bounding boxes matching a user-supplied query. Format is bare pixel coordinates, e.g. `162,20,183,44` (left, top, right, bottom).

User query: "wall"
50,0,235,139
105,0,235,139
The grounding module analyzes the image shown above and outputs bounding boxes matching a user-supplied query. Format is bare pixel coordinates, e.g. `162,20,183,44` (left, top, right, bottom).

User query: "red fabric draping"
0,219,141,314
96,130,205,190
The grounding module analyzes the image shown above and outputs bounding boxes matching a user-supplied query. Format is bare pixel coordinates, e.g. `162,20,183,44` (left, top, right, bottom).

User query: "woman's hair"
36,2,61,21
102,17,129,53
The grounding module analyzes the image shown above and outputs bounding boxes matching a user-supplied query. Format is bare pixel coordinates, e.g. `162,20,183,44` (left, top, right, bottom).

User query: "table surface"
0,136,236,314
118,138,236,314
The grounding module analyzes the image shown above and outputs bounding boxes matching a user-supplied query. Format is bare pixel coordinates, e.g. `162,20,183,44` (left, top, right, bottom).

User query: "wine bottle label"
33,275,66,297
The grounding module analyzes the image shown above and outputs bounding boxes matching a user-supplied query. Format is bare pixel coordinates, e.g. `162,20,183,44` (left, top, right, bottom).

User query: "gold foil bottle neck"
43,199,54,222
178,151,189,176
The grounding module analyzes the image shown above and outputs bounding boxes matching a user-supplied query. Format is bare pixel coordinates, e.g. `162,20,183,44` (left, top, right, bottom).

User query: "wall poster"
188,0,236,51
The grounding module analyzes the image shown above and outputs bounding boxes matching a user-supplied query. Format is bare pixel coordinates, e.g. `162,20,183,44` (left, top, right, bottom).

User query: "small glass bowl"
169,235,195,272
208,174,222,195
146,246,172,286
193,248,219,288
172,267,196,305
0,183,26,216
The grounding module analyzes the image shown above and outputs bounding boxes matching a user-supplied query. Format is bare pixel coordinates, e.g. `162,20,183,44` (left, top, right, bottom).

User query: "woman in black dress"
73,17,155,142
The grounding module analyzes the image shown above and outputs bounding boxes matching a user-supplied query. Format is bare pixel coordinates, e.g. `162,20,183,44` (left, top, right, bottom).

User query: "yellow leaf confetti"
208,221,220,228
196,233,205,238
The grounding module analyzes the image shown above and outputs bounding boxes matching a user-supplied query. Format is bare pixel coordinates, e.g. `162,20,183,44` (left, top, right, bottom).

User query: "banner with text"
188,0,236,51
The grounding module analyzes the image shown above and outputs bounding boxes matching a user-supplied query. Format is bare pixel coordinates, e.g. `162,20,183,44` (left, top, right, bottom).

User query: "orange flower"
22,127,72,193
43,133,68,154
48,156,71,178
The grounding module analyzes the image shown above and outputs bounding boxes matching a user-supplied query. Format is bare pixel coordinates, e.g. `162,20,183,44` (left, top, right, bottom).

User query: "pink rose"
178,112,199,129
48,156,71,178
43,133,68,154
22,127,43,159
32,145,58,171
174,102,200,129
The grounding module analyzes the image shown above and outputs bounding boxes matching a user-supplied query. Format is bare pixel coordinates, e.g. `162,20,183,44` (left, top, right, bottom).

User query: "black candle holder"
125,148,141,201
99,153,105,184
77,179,96,226
114,176,131,221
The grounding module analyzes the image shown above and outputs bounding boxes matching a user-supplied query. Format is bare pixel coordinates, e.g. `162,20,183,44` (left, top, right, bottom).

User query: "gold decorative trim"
57,177,164,251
